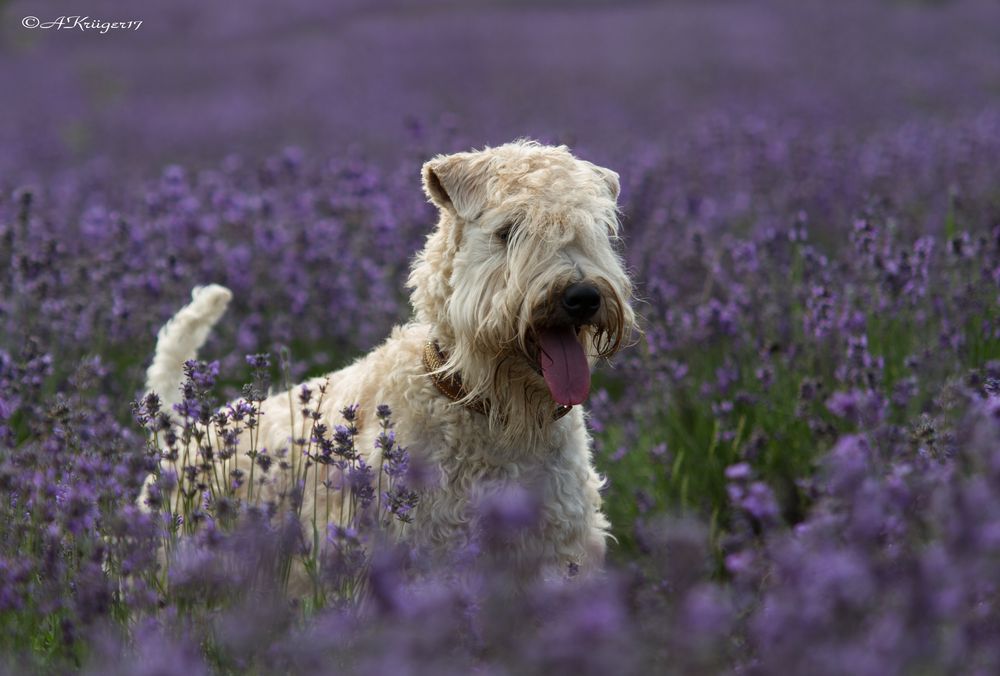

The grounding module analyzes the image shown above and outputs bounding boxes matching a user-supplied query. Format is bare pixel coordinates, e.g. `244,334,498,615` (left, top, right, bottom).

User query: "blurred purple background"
3,7,1000,669
3,0,999,173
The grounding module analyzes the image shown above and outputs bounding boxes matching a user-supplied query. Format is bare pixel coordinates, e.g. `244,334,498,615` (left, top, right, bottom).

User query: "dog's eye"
495,222,514,244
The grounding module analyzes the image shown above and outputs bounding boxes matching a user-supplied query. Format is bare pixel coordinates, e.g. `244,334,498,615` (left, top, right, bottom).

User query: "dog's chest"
404,414,590,547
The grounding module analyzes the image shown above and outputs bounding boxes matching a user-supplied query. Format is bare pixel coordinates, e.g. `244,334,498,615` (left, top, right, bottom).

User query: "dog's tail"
145,284,233,412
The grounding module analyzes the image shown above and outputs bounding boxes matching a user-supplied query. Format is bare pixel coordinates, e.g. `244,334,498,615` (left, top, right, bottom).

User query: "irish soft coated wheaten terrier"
145,140,636,578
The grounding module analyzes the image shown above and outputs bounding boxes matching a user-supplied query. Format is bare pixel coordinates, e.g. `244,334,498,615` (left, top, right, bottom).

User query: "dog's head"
409,140,636,423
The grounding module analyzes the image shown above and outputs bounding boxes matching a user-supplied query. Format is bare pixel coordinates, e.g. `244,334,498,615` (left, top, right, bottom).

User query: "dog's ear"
422,153,487,220
593,166,620,202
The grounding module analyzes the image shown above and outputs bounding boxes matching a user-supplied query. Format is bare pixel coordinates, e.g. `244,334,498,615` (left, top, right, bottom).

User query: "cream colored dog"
146,140,636,577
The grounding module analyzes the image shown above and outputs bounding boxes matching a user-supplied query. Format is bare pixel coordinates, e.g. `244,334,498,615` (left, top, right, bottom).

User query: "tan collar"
422,340,572,421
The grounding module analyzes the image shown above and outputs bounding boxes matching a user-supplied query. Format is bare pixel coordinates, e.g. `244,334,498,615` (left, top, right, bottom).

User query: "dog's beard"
518,280,631,406
442,273,633,448
517,314,626,406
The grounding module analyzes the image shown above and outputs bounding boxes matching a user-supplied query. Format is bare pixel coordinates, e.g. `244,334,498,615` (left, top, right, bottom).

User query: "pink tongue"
538,327,590,406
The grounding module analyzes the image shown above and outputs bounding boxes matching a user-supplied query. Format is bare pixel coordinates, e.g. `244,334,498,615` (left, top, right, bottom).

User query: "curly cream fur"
145,284,232,412
146,140,637,579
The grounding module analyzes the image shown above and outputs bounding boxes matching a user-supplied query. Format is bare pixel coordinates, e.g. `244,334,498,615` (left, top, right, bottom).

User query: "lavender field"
3,0,1000,673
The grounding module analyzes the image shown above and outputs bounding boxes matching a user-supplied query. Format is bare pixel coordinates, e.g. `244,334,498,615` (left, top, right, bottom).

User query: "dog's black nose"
562,283,601,321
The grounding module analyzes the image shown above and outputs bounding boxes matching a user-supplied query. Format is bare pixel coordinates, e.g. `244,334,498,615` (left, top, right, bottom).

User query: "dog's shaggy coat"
147,141,636,577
